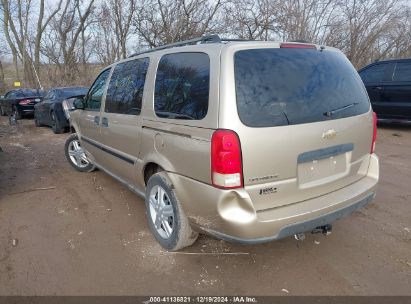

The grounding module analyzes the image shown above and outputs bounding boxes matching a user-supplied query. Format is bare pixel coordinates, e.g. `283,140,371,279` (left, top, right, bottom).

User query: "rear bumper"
203,192,374,244
16,104,35,115
168,154,379,243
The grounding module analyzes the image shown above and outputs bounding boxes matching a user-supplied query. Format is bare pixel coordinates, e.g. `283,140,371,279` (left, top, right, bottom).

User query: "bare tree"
332,0,407,67
92,3,119,65
223,0,278,40
135,0,224,47
43,0,95,84
0,0,63,87
34,0,62,74
112,0,136,58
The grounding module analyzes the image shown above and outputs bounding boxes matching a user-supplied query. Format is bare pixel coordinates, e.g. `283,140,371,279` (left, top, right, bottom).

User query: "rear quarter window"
234,48,370,127
154,52,210,120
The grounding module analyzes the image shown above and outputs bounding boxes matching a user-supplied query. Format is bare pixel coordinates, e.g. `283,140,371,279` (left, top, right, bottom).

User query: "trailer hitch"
311,224,332,236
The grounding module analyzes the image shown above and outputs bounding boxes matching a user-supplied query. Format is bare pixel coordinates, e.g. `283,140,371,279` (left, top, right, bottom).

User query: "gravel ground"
0,116,410,295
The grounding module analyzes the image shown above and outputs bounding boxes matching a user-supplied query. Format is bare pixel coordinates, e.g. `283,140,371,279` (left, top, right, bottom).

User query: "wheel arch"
143,162,164,186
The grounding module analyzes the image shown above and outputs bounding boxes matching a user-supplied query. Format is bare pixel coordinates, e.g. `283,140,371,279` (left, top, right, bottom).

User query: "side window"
105,58,149,115
359,63,389,83
45,91,55,103
393,61,411,82
85,69,111,110
5,91,16,99
154,52,210,120
44,91,52,100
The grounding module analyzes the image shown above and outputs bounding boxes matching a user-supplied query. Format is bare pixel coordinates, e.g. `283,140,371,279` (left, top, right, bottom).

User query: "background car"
359,58,411,123
0,88,45,119
34,87,88,134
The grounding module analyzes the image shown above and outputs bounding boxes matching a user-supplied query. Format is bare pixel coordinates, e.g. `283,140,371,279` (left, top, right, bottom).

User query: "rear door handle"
372,86,383,90
94,115,100,125
101,117,108,127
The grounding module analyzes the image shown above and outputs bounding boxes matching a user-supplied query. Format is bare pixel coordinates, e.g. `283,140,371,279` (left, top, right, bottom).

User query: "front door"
78,68,112,165
98,58,150,185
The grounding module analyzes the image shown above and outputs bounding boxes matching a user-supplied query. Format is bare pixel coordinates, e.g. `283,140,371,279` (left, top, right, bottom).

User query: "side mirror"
73,97,85,110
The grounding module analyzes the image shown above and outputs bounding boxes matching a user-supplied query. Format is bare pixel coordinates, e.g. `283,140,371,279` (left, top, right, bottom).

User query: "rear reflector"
211,129,243,189
371,112,377,154
19,99,32,105
280,43,316,49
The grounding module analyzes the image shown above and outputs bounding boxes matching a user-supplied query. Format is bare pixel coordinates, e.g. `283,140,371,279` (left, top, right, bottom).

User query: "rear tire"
64,133,95,172
0,106,6,116
34,114,42,127
51,111,63,134
145,172,198,251
14,108,22,120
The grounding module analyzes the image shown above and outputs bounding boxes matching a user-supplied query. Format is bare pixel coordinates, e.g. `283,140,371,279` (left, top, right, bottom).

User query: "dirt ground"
0,116,410,296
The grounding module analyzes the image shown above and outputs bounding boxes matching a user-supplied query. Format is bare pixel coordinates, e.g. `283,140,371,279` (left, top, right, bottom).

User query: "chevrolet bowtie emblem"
322,129,337,139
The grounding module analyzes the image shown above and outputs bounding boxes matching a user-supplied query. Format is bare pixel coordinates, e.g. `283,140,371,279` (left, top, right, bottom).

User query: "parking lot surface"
0,116,410,295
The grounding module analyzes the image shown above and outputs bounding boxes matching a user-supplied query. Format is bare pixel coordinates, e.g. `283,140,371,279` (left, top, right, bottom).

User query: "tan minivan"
65,35,379,250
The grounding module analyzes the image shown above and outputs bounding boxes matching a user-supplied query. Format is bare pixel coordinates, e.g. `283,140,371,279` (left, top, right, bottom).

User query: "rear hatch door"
232,46,373,211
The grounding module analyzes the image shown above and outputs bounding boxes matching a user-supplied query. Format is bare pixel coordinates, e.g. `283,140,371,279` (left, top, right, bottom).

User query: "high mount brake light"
211,129,243,189
280,43,316,49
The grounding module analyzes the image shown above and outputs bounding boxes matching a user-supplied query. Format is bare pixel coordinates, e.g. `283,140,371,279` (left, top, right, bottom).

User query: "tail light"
280,43,316,49
211,129,243,189
19,99,32,105
371,112,377,154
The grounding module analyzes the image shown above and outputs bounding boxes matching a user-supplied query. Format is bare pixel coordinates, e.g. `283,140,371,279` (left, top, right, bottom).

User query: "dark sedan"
0,89,45,118
34,87,88,134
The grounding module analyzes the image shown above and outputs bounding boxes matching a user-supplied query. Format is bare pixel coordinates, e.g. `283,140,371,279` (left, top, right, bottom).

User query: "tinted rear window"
15,89,44,98
60,88,88,98
154,52,209,120
234,48,370,127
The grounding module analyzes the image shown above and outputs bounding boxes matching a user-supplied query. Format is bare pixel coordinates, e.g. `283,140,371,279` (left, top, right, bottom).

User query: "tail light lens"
371,112,377,154
211,129,243,189
19,99,32,105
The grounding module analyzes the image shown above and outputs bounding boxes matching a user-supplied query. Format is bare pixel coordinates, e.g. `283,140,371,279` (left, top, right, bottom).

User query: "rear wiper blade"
323,102,359,117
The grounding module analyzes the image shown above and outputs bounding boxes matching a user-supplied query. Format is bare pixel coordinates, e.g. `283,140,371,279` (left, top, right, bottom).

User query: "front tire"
145,172,198,251
64,133,95,172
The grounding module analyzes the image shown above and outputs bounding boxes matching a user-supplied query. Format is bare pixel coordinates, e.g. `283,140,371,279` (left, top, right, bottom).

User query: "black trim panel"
298,143,354,164
81,137,135,165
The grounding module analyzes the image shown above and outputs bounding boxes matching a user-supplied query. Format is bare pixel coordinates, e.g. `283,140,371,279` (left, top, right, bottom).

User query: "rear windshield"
60,88,88,98
234,48,370,127
16,89,44,98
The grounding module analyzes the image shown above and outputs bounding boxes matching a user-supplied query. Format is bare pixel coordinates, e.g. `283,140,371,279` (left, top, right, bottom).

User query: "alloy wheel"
149,185,175,239
67,139,90,168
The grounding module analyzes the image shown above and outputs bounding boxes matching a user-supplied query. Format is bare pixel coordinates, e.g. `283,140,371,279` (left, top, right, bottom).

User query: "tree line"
0,0,410,91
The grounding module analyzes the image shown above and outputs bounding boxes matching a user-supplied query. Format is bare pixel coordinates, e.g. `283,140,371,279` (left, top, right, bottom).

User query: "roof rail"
129,34,223,58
